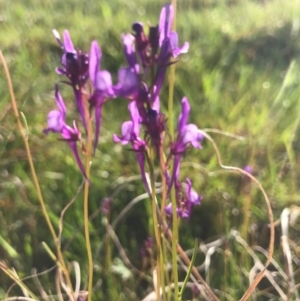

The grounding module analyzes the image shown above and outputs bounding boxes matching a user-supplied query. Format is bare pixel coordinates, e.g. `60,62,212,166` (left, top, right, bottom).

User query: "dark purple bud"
132,22,148,52
149,25,159,56
53,29,89,89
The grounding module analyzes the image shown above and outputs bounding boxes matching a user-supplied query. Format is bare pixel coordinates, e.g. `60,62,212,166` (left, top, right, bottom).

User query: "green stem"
0,51,74,298
146,150,161,301
158,146,168,301
178,239,198,300
83,98,93,301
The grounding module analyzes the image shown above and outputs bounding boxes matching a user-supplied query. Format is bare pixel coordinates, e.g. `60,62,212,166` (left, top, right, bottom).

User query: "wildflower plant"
0,2,276,301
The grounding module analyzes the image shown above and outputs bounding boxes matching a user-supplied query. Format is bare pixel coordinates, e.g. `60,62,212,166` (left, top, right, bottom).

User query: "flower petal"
180,124,203,148
159,4,174,46
128,101,141,137
177,97,190,133
44,110,64,133
63,30,75,53
170,32,189,58
55,84,66,120
114,67,139,98
89,41,102,86
113,121,133,145
122,34,139,74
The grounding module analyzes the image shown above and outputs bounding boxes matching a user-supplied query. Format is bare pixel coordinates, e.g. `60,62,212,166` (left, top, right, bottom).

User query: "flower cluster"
44,3,203,219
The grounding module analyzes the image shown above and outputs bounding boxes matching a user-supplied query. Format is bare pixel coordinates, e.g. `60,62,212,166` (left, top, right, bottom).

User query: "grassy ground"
1,0,300,300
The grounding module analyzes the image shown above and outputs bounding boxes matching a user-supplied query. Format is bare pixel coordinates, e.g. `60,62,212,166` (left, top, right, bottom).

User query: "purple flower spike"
53,30,89,86
44,85,89,182
89,41,115,153
53,29,89,132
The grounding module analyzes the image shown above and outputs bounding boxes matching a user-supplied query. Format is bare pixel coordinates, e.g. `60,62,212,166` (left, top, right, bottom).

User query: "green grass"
1,0,300,300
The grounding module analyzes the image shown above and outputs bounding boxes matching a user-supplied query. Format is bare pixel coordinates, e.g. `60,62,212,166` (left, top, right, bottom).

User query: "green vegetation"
1,0,300,300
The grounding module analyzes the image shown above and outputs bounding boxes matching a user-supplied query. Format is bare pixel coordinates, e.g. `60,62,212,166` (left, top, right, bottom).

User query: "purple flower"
186,178,202,206
158,4,189,58
88,41,115,153
124,4,189,104
173,97,204,153
113,101,149,194
168,97,204,193
53,29,89,132
191,284,200,297
244,165,253,174
140,237,154,259
158,4,173,46
144,237,153,250
101,197,113,215
114,34,140,99
43,84,88,182
53,29,89,88
165,179,202,219
154,4,189,99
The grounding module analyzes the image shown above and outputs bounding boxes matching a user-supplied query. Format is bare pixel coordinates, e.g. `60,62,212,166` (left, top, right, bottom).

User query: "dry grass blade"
199,130,274,301
281,208,299,299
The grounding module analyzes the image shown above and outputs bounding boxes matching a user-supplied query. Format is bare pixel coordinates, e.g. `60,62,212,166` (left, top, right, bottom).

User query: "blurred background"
1,0,300,300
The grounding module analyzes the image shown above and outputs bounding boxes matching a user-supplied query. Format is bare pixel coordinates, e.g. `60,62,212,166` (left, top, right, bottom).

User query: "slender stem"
161,233,171,301
146,150,161,301
0,52,74,298
178,239,198,300
170,188,179,300
83,96,93,301
166,228,220,301
159,146,167,216
158,145,168,301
